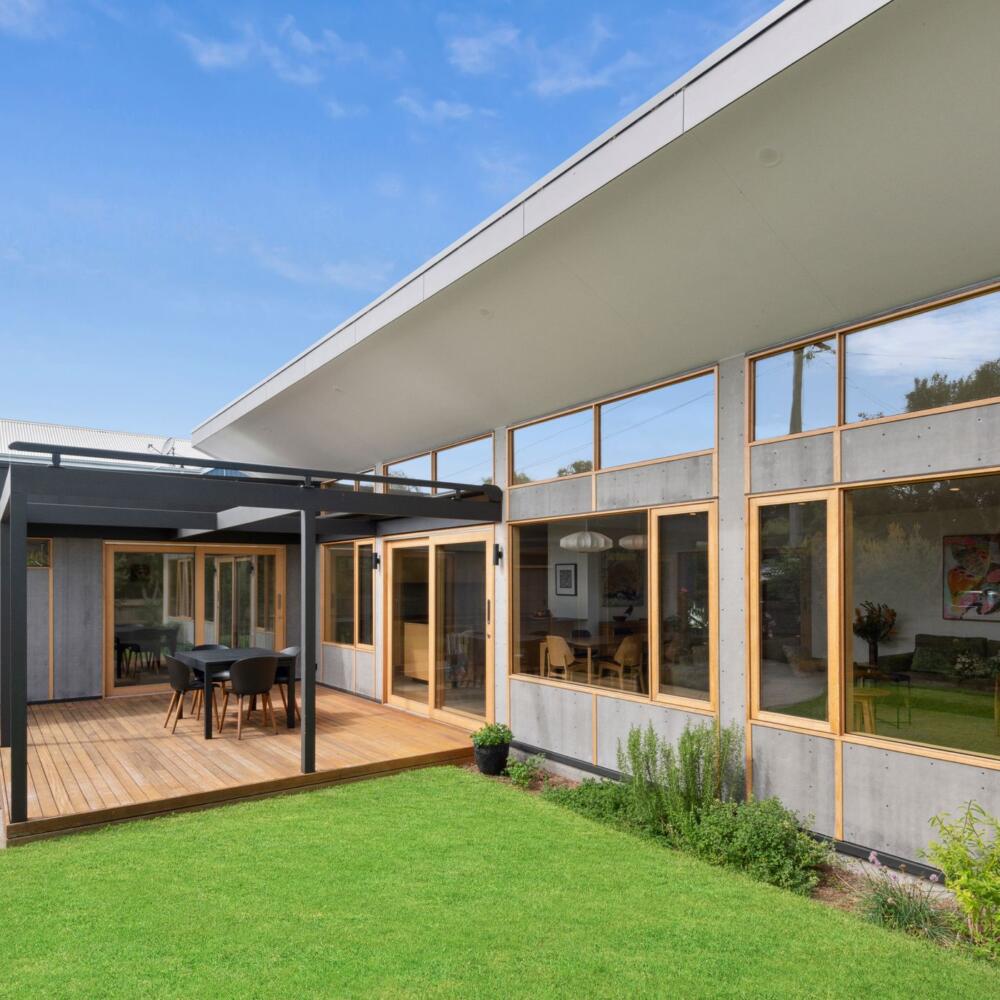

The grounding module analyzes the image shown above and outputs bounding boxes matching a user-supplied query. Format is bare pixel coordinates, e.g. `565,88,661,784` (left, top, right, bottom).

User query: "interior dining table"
177,647,298,739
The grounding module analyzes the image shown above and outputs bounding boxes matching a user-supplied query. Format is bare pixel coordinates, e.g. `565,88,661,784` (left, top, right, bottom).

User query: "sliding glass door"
386,529,494,725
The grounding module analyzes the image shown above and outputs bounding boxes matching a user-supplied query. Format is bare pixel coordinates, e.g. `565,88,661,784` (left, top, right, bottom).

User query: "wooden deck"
0,687,472,845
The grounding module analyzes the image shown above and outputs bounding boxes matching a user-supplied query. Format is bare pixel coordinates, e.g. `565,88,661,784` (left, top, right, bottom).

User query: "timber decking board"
1,687,472,843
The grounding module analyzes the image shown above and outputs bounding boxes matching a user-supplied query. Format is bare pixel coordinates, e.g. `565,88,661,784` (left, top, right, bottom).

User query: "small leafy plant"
925,801,1000,954
690,798,830,894
856,852,950,940
470,722,513,748
505,753,546,789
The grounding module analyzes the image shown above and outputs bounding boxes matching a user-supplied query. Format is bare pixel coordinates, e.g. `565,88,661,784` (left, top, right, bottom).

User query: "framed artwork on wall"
943,534,1000,619
554,563,577,597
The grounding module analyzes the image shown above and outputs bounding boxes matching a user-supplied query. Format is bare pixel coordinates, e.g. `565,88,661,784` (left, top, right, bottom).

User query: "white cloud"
177,27,254,70
396,93,475,125
476,149,530,196
250,243,394,293
373,173,404,199
278,17,369,64
0,0,51,38
444,13,646,100
447,23,519,74
326,97,367,120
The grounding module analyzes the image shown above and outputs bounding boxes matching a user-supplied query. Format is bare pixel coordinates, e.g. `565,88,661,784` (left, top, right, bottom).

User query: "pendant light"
559,530,613,553
618,534,648,551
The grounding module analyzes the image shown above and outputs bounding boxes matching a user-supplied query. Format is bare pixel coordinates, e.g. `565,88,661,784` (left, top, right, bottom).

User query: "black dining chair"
191,643,232,690
275,646,301,723
164,655,221,733
219,656,279,739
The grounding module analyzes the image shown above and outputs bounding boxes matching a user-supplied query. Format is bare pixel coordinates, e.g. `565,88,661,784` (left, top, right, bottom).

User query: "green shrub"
689,798,830,894
856,852,950,941
506,754,546,789
470,723,513,748
615,722,744,844
543,779,633,828
925,801,1000,953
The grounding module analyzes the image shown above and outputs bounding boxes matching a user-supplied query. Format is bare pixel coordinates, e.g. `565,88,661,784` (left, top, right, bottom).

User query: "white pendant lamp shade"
618,534,648,551
559,530,613,553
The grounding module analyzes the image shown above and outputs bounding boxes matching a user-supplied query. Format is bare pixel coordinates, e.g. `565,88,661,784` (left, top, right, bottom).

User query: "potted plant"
471,723,512,775
852,601,897,667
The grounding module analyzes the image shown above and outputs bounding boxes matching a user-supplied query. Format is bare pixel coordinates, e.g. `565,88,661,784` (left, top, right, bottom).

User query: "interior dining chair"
544,635,585,683
163,655,221,733
219,656,279,739
597,634,644,691
274,646,301,723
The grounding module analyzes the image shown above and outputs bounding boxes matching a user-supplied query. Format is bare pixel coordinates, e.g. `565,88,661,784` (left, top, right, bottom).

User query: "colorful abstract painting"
943,534,1000,620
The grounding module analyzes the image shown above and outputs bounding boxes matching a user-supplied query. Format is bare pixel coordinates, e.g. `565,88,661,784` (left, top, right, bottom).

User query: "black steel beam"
8,441,502,502
8,491,27,822
300,509,316,774
26,503,218,531
15,464,501,523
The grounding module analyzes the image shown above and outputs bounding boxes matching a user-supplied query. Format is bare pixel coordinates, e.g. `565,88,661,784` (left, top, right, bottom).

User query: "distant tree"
905,359,1000,413
556,459,593,477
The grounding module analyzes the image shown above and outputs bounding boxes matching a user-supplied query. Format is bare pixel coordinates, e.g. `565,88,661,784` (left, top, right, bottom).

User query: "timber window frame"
507,367,718,491
748,279,1000,446
385,434,495,495
321,538,376,651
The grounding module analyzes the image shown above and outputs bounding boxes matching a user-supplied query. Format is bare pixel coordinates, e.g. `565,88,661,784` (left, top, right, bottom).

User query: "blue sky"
0,0,772,438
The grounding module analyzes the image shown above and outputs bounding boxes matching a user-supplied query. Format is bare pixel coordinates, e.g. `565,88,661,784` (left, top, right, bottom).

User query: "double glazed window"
510,371,715,485
386,436,494,495
751,473,1000,759
512,504,716,706
323,541,375,648
752,286,1000,440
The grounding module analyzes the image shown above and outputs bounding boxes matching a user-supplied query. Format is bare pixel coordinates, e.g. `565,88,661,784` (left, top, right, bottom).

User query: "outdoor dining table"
177,647,298,739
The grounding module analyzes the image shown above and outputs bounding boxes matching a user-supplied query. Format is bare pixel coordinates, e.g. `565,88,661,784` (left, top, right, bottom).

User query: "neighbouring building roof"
0,418,209,472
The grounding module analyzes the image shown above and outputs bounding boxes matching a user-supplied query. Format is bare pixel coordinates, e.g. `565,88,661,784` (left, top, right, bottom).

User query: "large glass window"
511,409,594,484
513,512,648,693
386,453,432,494
324,544,355,645
601,374,715,468
657,510,712,702
845,292,1000,424
322,540,375,647
756,501,829,721
847,474,1000,758
358,544,375,647
436,436,493,488
113,550,195,688
754,338,837,440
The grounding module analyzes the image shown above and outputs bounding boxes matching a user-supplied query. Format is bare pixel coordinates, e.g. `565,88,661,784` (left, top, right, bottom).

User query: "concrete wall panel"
320,644,353,691
751,726,836,836
842,402,1000,482
595,696,709,771
27,570,50,702
354,649,375,698
508,476,592,522
843,742,1000,862
750,433,834,493
595,454,712,511
717,355,746,727
52,538,103,700
509,680,592,763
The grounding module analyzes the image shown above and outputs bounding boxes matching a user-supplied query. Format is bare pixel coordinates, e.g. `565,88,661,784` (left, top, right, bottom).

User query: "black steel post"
300,508,316,773
0,515,10,748
8,493,28,822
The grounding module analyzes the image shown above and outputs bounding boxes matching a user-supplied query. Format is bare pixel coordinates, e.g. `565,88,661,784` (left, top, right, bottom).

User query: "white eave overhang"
192,0,1000,470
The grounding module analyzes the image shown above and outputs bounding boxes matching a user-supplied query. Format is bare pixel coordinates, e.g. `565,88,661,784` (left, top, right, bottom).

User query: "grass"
0,767,996,999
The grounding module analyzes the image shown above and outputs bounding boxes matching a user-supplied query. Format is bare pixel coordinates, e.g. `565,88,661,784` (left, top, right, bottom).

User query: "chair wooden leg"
237,695,244,741
267,693,277,734
171,693,184,733
212,687,221,732
277,682,287,715
163,691,179,728
219,689,230,733
194,688,204,721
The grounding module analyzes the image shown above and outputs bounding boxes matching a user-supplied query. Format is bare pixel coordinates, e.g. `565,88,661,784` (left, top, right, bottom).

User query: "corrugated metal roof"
0,418,208,471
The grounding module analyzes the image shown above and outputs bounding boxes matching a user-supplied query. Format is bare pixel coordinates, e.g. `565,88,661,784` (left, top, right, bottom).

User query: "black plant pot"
474,742,510,776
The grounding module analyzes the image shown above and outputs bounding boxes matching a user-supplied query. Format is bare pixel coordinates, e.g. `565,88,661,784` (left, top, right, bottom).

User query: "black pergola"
0,442,502,823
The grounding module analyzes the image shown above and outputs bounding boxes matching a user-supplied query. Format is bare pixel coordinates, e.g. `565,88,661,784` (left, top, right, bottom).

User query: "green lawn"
0,768,995,999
